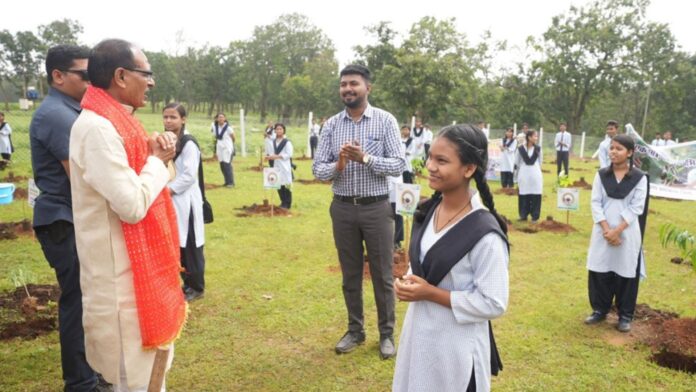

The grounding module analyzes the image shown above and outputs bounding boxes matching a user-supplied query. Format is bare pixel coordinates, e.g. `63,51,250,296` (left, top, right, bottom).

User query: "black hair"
45,45,90,85
611,134,636,171
214,112,226,122
414,124,508,235
525,129,537,144
606,120,619,128
401,124,410,129
340,64,371,83
0,111,4,117
273,122,286,134
163,102,187,132
88,39,137,89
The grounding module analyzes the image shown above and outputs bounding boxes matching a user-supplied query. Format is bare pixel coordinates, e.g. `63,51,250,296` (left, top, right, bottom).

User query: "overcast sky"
4,0,694,68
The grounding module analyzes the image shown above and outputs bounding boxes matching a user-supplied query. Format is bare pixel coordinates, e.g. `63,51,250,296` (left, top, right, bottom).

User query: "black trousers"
518,194,542,221
588,258,641,321
277,186,292,209
219,156,234,186
402,171,414,184
391,202,404,246
466,367,476,392
35,221,97,392
500,171,514,188
1,152,10,160
330,199,395,337
556,150,569,175
310,136,318,159
180,209,205,293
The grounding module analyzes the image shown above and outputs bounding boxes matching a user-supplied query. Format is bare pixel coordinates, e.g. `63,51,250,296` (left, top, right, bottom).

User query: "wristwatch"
362,154,371,164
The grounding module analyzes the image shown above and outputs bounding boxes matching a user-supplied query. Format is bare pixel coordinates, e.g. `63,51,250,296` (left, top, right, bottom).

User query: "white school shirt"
403,137,417,172
597,137,612,169
555,131,572,152
393,196,509,392
499,138,517,172
272,137,293,186
586,173,647,278
211,122,234,163
664,139,676,146
411,127,428,158
0,122,12,154
168,135,204,248
514,145,543,195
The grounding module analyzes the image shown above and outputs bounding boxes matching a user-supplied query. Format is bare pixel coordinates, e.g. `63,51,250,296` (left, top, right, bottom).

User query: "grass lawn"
0,109,694,391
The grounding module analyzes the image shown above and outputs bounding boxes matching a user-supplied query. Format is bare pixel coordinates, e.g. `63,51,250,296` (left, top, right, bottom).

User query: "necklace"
434,197,473,233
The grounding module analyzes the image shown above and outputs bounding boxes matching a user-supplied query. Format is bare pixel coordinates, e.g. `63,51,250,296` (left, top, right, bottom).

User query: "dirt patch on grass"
294,156,312,161
1,172,27,182
14,187,27,199
236,200,292,217
0,284,60,340
204,183,224,190
327,250,410,279
495,187,518,196
0,219,33,240
248,166,263,172
296,179,331,185
571,177,593,190
536,217,576,233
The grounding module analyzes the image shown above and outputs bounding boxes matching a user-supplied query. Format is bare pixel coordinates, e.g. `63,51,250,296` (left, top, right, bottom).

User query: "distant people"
515,129,543,222
212,112,235,187
388,173,404,249
516,122,529,146
0,112,13,160
310,118,320,159
411,118,427,160
499,127,517,188
264,121,275,139
477,120,490,139
312,64,405,359
29,44,103,392
650,132,664,147
266,123,294,209
555,122,571,175
663,131,676,146
597,120,619,169
163,102,206,302
423,123,433,158
393,124,508,392
585,134,649,333
401,125,416,184
70,38,185,391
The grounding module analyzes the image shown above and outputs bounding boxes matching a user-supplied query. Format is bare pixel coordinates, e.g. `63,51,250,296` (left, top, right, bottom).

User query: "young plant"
9,268,36,298
557,172,573,188
659,223,696,269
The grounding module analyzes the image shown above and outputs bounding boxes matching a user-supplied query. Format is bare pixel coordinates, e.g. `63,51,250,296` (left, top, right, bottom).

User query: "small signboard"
263,168,281,189
27,178,40,208
396,183,421,216
557,187,579,211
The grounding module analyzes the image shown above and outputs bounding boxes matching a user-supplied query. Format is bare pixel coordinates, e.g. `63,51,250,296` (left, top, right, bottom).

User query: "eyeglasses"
123,67,154,81
63,69,89,81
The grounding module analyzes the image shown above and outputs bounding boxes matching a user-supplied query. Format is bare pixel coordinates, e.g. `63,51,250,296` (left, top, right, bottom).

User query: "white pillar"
240,108,246,157
411,116,416,130
539,127,544,148
452,120,456,125
307,111,313,158
513,123,517,132
580,131,586,158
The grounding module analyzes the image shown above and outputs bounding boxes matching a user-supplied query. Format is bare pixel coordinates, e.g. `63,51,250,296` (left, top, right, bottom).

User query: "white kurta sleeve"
80,122,169,224
590,173,607,224
279,140,292,160
620,175,647,225
168,142,198,195
450,233,509,324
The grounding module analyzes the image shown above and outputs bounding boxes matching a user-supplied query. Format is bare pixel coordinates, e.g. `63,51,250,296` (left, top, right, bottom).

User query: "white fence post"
539,127,544,148
307,111,313,158
240,108,246,157
513,123,517,132
411,116,416,130
580,131,586,158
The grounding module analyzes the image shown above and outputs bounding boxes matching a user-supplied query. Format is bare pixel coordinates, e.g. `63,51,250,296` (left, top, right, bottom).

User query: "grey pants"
330,198,395,337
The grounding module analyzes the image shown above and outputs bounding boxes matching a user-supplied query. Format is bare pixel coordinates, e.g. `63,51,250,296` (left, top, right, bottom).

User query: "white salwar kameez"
597,137,611,169
393,199,509,392
211,123,234,163
0,122,12,155
514,145,543,195
586,173,648,278
168,137,204,248
272,138,293,186
403,138,417,173
499,139,517,172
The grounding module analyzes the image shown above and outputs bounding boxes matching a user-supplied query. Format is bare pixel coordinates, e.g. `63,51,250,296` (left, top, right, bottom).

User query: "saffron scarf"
81,86,186,349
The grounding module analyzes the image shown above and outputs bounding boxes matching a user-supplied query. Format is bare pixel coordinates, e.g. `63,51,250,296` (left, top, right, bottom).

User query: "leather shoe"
584,311,606,325
617,318,632,333
335,331,365,354
185,290,204,302
379,336,396,359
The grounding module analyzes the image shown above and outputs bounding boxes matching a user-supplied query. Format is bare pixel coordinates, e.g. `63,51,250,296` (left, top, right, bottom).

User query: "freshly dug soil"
1,172,27,182
643,314,696,373
571,178,593,189
0,219,33,240
236,200,292,217
14,187,27,199
296,179,331,185
536,218,576,233
248,166,263,172
0,318,57,340
363,249,410,279
495,187,518,196
204,183,223,190
0,284,60,340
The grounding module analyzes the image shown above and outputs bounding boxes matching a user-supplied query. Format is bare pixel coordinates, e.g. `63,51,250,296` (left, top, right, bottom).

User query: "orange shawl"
81,86,186,348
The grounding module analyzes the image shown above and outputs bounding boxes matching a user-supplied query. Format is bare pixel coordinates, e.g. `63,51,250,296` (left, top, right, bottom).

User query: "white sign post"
27,179,39,208
557,187,580,225
396,184,421,216
240,109,246,157
263,168,281,217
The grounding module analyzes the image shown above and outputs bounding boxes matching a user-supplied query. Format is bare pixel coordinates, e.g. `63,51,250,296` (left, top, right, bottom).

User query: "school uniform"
393,196,509,392
423,128,433,158
169,133,206,295
211,122,235,186
587,168,649,322
499,138,517,188
388,174,404,247
310,124,320,159
402,137,417,184
271,137,293,209
0,121,13,160
554,130,571,175
514,144,543,221
411,127,428,160
597,137,612,169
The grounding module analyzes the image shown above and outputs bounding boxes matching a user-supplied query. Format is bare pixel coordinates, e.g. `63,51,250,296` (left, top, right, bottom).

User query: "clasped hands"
336,141,365,172
148,132,177,164
603,227,622,246
394,274,432,302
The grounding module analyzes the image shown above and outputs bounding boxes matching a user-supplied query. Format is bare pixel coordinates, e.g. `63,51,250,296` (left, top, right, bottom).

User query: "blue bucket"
0,183,16,204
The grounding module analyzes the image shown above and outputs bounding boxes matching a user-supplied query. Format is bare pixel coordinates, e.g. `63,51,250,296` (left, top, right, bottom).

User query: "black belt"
333,194,388,205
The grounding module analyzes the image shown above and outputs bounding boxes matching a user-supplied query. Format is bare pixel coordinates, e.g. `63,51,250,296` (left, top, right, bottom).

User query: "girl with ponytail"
393,124,509,392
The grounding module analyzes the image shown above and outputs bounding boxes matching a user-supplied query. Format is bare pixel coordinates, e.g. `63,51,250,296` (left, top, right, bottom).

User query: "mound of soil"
296,179,331,185
294,156,312,161
0,284,60,340
0,219,33,240
0,160,9,170
642,311,696,373
1,172,28,182
248,166,263,172
363,250,410,279
495,187,518,196
571,177,592,189
537,216,576,233
14,187,27,199
236,200,292,217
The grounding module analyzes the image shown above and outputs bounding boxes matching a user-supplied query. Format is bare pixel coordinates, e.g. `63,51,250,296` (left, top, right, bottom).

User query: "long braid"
473,169,508,235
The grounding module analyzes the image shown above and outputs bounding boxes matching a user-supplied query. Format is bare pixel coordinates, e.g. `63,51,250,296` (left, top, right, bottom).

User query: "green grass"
0,109,695,391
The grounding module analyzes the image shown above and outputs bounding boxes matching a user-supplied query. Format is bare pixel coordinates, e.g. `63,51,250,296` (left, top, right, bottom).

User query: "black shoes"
584,311,607,325
335,331,365,354
184,288,204,302
379,336,396,360
617,318,632,333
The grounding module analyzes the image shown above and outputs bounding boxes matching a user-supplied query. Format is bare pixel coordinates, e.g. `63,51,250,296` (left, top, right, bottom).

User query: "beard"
342,93,364,109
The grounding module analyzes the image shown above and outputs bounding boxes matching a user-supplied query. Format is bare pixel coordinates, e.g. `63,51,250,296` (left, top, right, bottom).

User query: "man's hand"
340,141,365,163
149,132,176,163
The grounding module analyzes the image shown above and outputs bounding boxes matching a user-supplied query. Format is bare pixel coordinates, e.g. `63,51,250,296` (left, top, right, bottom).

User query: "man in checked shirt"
313,64,406,360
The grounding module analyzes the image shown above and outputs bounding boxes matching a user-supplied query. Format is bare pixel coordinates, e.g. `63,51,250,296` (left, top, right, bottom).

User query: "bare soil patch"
495,187,518,196
0,219,33,240
296,179,331,185
571,177,593,189
1,172,28,182
0,284,60,340
236,199,292,217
